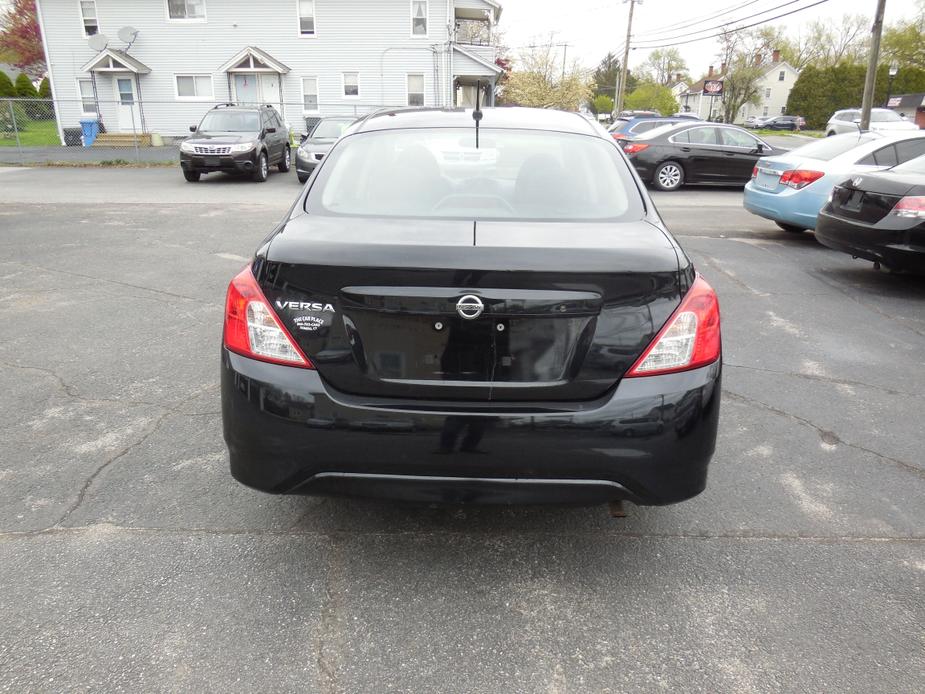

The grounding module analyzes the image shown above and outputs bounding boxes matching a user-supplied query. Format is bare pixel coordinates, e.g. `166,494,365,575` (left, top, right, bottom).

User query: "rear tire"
183,170,200,182
776,222,806,233
252,152,268,182
653,161,684,191
278,146,291,173
297,173,309,184
826,130,836,137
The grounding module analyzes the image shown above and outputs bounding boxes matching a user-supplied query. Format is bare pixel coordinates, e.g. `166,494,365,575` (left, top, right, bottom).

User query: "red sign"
704,80,724,96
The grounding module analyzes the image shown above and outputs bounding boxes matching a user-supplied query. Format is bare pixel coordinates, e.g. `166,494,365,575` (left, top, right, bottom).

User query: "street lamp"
884,62,899,108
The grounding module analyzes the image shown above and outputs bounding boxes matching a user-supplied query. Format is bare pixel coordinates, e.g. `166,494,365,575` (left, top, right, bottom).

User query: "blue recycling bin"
79,118,100,147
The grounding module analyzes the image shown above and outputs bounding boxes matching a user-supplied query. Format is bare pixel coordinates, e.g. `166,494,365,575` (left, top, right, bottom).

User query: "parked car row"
180,102,357,184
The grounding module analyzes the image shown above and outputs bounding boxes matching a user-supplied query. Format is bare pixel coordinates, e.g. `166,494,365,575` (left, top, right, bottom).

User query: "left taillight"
623,143,649,155
779,169,824,190
626,274,720,377
223,266,313,368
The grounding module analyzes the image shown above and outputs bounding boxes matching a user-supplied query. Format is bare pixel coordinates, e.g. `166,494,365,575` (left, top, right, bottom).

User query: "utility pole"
615,0,639,115
860,0,887,130
561,43,570,80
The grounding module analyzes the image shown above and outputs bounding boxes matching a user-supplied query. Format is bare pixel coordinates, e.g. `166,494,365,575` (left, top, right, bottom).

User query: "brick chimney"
720,62,727,75
675,72,683,82
707,65,714,77
772,49,781,63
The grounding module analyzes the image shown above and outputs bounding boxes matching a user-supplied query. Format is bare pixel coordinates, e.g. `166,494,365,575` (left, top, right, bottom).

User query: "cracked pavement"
0,167,923,693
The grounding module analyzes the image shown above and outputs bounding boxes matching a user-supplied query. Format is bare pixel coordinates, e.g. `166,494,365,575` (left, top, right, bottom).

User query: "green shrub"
15,73,38,98
0,72,15,98
38,77,50,98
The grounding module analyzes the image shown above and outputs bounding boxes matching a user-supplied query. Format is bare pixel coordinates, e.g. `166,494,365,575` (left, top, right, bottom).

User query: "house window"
765,88,771,98
343,72,359,97
407,74,424,106
298,0,315,35
167,0,205,20
778,71,785,81
175,74,213,100
77,79,96,113
781,106,786,114
762,106,769,116
411,0,427,35
302,77,318,110
80,1,98,36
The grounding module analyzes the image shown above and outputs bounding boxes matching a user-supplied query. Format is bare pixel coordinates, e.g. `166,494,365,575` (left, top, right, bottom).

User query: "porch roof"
218,46,290,74
80,48,151,74
453,45,502,78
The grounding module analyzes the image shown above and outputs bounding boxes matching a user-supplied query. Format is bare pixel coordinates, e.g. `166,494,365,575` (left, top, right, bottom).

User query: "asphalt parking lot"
1,165,923,693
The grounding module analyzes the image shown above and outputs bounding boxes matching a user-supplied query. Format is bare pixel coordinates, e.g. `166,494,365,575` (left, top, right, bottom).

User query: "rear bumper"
221,349,722,505
743,180,828,230
815,211,925,273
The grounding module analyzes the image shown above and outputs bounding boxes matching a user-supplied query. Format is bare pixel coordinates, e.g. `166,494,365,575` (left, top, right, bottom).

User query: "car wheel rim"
261,157,267,177
658,165,681,188
285,150,290,167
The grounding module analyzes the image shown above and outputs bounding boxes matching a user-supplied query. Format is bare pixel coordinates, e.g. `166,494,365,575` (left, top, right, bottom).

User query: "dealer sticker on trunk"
275,299,335,332
292,315,326,332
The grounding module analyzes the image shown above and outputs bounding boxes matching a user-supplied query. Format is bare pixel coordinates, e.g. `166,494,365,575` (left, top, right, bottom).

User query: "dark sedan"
815,155,925,274
759,115,805,131
622,122,784,191
295,116,356,183
221,107,721,507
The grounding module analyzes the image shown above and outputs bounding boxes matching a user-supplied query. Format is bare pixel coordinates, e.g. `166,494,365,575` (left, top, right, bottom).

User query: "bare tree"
503,40,593,110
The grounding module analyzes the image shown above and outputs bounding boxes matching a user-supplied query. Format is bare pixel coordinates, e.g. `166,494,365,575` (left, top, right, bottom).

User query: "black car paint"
221,107,721,505
626,123,784,187
180,106,290,178
816,170,925,274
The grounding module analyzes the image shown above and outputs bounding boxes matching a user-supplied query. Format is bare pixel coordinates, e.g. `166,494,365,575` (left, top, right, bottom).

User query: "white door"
113,75,141,132
258,73,280,107
233,74,258,105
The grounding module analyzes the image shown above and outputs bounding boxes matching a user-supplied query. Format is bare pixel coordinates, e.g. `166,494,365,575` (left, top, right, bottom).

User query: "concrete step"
93,133,152,147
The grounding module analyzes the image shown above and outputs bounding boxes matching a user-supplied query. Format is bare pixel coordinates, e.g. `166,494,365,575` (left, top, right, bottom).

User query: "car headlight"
180,141,196,153
229,142,254,153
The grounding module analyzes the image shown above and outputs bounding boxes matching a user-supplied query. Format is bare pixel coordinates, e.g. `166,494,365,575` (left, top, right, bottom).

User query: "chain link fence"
0,98,404,165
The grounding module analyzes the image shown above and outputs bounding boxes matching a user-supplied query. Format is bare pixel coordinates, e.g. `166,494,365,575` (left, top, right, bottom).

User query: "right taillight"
779,169,824,190
751,165,758,179
611,133,628,140
890,195,925,219
626,275,721,377
622,143,649,155
223,266,313,368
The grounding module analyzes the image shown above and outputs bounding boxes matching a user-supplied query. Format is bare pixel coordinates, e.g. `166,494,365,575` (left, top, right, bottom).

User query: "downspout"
34,0,65,145
135,73,146,133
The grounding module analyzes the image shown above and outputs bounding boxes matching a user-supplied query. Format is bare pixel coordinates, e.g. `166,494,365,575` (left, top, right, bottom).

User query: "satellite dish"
117,26,139,45
88,33,109,51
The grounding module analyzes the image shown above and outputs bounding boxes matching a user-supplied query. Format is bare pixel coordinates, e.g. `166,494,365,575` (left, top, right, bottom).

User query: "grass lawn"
752,128,824,138
0,119,61,147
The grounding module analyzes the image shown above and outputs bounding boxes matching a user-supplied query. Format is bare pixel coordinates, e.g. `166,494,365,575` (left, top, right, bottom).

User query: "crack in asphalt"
316,538,345,694
0,526,923,542
724,389,925,479
724,362,925,400
690,250,769,297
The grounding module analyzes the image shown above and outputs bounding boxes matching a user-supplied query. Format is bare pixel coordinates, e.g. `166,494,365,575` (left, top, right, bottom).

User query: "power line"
631,0,832,49
631,0,814,46
632,0,766,40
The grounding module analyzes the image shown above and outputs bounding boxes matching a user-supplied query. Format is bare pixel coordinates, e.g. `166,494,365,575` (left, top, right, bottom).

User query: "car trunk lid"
260,215,682,402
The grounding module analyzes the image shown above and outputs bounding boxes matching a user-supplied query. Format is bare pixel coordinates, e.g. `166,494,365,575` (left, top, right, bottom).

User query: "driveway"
1,167,923,693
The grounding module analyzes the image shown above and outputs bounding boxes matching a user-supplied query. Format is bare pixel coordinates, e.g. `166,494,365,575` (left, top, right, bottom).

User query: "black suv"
180,104,291,182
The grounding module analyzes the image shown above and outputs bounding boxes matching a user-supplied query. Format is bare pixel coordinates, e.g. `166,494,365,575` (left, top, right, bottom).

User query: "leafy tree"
883,2,925,70
503,42,592,110
15,72,38,98
0,71,15,98
0,0,46,78
590,94,614,115
624,82,678,115
637,48,688,86
38,76,50,98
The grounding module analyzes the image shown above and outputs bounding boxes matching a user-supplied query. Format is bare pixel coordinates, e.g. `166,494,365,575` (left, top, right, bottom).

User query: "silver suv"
825,108,918,136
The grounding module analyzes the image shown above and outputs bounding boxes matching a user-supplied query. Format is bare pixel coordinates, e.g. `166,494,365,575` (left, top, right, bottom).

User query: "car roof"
351,107,604,137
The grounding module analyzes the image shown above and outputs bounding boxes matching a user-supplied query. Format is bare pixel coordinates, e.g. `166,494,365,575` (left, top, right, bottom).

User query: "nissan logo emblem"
456,295,484,320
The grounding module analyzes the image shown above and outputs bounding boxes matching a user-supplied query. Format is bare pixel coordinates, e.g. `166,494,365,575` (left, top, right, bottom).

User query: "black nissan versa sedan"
221,107,722,506
816,154,925,274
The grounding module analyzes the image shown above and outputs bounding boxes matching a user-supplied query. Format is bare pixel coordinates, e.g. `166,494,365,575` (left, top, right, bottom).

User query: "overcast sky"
496,0,905,76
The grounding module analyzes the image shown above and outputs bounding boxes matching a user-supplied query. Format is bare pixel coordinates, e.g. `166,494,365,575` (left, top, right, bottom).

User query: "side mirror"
265,127,277,134
300,132,309,143
852,118,862,124
756,143,764,153
189,125,196,132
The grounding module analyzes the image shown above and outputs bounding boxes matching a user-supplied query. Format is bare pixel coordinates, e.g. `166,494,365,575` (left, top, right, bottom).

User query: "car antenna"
472,80,483,149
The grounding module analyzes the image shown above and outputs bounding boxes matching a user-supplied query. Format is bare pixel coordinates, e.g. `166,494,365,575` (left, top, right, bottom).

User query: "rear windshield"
304,128,642,221
789,132,881,161
312,119,353,139
891,153,925,174
871,110,904,122
198,111,259,132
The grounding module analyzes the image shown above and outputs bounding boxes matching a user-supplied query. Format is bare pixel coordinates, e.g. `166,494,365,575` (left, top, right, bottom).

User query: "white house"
736,50,800,123
678,64,727,120
35,0,503,142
